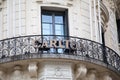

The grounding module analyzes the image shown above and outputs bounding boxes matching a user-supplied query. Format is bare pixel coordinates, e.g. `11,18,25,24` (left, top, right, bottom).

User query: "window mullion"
52,13,55,36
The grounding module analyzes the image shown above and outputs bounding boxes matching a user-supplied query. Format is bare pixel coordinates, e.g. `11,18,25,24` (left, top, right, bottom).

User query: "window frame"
41,7,69,36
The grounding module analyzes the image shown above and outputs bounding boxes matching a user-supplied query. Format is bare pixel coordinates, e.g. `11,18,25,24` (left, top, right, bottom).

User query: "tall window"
41,8,68,36
41,7,68,53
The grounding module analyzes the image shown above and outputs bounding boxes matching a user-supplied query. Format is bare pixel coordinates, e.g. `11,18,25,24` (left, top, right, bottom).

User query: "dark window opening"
41,7,69,36
101,28,105,45
117,20,120,43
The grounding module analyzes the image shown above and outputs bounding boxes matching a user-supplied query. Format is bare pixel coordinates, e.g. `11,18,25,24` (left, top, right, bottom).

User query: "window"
41,8,68,36
41,7,68,53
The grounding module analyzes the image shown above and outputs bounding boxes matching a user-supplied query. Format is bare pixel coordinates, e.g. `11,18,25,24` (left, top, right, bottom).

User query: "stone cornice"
36,0,73,7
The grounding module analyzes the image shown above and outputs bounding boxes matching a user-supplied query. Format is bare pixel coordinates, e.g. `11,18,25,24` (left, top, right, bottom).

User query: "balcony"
0,35,120,74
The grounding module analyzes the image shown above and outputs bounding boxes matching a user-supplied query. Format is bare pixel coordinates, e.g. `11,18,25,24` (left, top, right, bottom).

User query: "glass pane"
55,16,63,24
42,15,52,23
55,24,64,35
57,49,63,53
42,23,53,35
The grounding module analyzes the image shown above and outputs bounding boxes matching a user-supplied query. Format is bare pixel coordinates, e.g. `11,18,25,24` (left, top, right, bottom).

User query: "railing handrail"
0,35,103,44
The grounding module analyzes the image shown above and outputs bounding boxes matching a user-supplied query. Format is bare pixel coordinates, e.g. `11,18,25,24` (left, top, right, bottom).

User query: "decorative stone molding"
100,72,112,80
87,69,97,80
0,70,4,80
0,0,2,11
116,0,120,19
36,0,73,6
0,0,2,4
28,62,38,78
0,0,5,5
12,65,22,80
54,67,63,77
97,1,109,32
0,0,6,11
75,64,87,80
38,61,73,80
67,0,73,7
106,0,115,10
36,0,43,4
13,65,21,74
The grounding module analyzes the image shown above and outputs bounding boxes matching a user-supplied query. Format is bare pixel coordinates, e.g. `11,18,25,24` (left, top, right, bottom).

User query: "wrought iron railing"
0,35,120,72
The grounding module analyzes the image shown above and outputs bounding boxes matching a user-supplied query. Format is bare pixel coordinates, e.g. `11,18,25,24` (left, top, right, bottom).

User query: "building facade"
0,0,120,80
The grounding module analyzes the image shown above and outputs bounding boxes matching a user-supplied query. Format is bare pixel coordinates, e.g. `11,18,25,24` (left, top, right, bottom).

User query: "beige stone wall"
0,0,119,80
0,0,91,39
0,0,26,38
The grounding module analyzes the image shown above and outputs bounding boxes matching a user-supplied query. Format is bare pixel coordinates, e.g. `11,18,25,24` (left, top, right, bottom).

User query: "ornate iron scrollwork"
0,35,119,72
